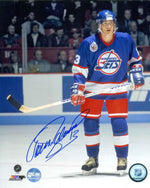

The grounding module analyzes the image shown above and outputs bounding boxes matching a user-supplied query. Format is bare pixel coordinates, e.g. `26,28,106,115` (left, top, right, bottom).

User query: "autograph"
26,109,89,162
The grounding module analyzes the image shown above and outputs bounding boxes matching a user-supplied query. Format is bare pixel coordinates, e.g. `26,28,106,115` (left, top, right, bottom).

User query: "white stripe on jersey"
72,65,89,78
128,56,142,65
85,81,128,94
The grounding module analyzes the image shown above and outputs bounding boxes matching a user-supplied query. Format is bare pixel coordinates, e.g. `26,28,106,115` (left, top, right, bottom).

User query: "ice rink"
0,115,150,188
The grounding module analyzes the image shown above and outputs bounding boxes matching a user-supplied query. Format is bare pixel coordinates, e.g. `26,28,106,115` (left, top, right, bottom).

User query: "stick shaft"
23,83,132,112
7,83,131,113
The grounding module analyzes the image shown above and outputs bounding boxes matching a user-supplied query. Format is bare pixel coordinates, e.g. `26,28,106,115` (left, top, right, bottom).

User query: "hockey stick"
7,83,132,113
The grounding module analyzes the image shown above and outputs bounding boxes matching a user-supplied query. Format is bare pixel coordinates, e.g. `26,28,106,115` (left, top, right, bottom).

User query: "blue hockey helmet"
96,10,116,24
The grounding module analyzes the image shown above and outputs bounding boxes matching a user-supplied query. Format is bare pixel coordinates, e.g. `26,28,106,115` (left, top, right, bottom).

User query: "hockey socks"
111,118,129,158
84,118,100,157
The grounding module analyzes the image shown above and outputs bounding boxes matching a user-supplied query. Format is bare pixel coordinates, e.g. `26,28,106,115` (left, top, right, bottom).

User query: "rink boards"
0,73,150,125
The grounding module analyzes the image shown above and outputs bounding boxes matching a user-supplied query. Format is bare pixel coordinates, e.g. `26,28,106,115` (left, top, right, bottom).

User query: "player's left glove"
71,83,85,106
129,64,144,89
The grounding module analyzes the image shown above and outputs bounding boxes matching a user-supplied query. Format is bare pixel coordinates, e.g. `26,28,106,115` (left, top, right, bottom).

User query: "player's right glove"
129,64,144,89
71,83,85,106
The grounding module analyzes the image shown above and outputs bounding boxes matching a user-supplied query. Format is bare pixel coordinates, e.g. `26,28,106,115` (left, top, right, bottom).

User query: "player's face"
100,20,114,35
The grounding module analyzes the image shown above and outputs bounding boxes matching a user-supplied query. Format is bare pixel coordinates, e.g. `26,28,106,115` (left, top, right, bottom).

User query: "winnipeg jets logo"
94,50,122,75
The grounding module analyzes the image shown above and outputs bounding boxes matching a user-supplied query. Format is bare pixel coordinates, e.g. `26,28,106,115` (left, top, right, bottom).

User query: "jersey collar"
99,33,115,46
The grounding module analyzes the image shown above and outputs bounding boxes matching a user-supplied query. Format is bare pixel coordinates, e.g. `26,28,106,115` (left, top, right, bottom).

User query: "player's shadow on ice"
61,172,128,178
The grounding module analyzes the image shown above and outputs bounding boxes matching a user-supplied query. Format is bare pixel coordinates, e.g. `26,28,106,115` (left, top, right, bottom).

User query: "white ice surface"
0,121,150,188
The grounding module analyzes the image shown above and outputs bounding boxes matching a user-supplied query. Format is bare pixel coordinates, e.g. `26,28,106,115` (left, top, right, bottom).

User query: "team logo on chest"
94,50,122,75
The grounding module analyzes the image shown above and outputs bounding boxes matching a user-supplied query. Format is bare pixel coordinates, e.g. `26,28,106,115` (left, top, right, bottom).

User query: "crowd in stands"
0,0,150,73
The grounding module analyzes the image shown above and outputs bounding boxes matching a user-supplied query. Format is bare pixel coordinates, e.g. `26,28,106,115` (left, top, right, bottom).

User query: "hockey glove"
71,83,85,106
129,64,144,89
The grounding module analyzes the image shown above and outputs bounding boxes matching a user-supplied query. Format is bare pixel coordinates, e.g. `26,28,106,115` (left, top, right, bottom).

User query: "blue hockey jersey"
72,32,142,99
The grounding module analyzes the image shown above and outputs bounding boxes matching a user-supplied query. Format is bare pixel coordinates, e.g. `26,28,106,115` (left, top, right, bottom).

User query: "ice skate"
82,157,98,175
117,158,127,175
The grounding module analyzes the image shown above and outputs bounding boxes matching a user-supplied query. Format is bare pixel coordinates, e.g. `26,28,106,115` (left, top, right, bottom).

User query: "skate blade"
118,170,126,176
82,168,97,176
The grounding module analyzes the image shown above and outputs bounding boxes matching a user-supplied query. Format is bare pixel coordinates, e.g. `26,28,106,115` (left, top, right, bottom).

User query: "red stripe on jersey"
73,72,83,76
131,64,142,68
73,64,88,69
128,55,141,62
86,79,128,85
85,90,127,96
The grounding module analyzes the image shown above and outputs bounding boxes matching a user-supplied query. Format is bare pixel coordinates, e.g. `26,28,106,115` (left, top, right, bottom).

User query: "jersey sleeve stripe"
73,64,88,69
73,73,83,76
72,64,89,78
128,55,142,65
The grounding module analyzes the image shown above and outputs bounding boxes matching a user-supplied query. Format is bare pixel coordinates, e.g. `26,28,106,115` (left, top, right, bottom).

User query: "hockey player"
71,10,144,175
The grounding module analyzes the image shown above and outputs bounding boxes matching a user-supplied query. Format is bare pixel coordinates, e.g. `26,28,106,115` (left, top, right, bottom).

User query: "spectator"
9,51,22,73
27,22,48,47
141,13,150,44
43,15,63,31
89,0,99,11
22,11,45,35
84,1,107,23
110,0,118,17
3,51,22,73
23,0,45,22
8,15,21,34
54,50,72,72
27,49,51,73
68,49,76,64
110,1,131,19
118,9,133,33
136,5,145,27
66,0,85,29
49,27,69,47
145,53,150,71
45,26,56,38
129,21,149,46
44,0,65,22
0,24,21,48
84,10,97,30
46,27,56,46
69,28,83,49
25,0,37,11
83,20,97,38
64,14,80,34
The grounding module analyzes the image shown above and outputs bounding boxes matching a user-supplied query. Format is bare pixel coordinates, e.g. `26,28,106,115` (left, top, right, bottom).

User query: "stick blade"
7,95,33,113
7,95,22,110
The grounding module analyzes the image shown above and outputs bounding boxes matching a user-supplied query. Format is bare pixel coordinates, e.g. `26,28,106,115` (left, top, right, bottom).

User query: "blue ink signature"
26,109,89,162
